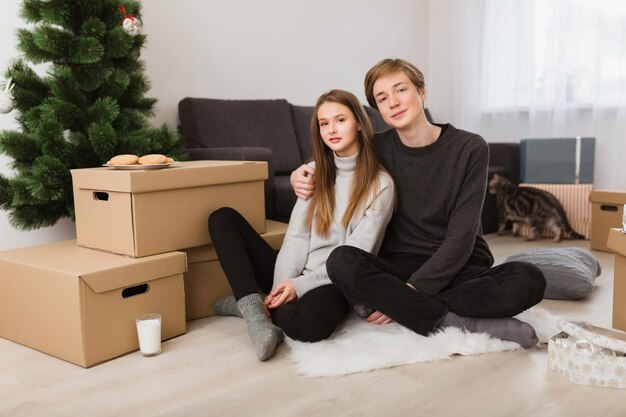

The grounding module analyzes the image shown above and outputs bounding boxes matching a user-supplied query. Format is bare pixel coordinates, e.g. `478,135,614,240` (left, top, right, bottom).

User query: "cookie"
107,154,139,165
138,154,168,165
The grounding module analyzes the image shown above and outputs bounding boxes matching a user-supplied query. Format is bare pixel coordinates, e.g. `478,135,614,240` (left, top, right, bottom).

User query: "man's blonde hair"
364,59,425,109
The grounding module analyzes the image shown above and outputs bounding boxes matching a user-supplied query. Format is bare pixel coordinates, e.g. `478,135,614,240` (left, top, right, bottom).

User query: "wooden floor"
1,235,625,417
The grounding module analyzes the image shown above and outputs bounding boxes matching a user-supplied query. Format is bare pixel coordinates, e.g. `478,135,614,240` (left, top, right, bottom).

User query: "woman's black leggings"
208,207,349,342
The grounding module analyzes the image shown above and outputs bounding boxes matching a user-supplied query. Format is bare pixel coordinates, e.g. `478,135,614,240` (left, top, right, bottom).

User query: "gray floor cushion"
505,247,601,300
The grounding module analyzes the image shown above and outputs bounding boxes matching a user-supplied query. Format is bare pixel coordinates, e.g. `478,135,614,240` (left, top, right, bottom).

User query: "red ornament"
118,5,142,36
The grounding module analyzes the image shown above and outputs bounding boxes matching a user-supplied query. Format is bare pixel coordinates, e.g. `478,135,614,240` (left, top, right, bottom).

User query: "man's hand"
264,280,298,309
366,310,394,325
290,164,316,200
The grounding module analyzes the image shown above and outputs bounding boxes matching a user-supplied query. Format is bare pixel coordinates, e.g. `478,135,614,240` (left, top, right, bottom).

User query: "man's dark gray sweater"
374,123,494,295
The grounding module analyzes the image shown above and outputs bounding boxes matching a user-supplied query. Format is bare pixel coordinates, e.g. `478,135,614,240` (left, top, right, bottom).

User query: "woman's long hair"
306,89,385,237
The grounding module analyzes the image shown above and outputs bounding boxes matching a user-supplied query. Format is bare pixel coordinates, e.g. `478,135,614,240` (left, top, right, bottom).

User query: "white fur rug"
285,307,560,377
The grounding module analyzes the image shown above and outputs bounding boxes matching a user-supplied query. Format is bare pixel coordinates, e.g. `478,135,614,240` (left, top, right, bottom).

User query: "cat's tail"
566,229,586,240
554,201,586,240
561,215,586,240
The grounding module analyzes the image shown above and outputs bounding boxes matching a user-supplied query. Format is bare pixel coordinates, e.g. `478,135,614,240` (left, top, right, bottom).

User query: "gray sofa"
483,142,520,233
178,97,517,233
178,98,389,222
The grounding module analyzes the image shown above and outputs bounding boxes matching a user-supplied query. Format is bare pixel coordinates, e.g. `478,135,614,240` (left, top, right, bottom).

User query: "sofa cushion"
365,107,390,133
291,105,315,162
179,98,303,174
505,247,600,300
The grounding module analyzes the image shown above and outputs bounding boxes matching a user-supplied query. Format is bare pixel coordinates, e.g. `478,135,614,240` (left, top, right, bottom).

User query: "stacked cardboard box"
0,160,287,367
607,229,626,332
0,241,187,368
72,160,268,257
590,190,626,252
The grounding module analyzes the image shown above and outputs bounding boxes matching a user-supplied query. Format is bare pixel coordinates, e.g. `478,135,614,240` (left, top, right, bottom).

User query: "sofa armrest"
187,146,276,219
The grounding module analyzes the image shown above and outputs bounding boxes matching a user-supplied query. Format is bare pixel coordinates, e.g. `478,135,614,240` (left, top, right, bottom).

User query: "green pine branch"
0,130,42,168
0,174,14,209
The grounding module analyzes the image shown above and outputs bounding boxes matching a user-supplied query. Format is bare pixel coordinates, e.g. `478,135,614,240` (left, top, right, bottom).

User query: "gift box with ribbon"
520,137,595,184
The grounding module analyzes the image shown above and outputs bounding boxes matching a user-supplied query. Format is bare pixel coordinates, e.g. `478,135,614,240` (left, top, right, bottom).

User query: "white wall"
0,0,428,250
141,0,428,126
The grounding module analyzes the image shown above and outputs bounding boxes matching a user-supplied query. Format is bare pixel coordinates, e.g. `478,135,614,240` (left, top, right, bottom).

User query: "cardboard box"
182,220,288,320
590,190,626,252
0,240,187,367
71,160,267,257
607,228,626,332
518,183,592,239
520,137,595,184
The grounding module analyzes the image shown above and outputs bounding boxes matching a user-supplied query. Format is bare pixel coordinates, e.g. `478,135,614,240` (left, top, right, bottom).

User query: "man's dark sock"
441,311,538,348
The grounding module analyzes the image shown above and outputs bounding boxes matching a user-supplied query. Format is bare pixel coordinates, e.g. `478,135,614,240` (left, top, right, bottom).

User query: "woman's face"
317,102,360,157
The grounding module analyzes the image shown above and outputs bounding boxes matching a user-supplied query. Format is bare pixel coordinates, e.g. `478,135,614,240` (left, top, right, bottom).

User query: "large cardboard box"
182,220,288,320
607,228,626,332
0,241,187,367
520,137,595,184
71,160,267,257
590,190,626,252
518,183,592,239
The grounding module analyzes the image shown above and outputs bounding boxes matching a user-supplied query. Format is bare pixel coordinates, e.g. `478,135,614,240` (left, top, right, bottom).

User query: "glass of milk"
135,313,162,357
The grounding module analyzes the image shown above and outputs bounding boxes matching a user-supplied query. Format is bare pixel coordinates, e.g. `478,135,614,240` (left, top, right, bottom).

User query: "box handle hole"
122,283,149,298
93,192,109,201
600,205,618,212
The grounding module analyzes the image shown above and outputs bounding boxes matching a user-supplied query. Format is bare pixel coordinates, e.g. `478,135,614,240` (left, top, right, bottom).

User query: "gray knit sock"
237,293,283,360
214,296,243,318
441,311,538,348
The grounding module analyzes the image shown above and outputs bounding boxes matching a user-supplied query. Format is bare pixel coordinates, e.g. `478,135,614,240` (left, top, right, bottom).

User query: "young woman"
208,89,395,361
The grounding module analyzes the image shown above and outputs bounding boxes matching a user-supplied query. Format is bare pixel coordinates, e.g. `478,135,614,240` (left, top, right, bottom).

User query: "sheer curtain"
426,0,626,188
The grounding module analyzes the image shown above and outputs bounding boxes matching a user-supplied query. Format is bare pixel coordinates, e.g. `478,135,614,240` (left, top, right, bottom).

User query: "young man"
291,59,546,348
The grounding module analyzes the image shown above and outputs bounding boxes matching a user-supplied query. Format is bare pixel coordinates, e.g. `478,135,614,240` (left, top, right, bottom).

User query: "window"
482,0,626,110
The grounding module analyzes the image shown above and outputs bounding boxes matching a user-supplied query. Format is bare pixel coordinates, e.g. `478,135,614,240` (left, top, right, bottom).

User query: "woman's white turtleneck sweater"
273,152,395,297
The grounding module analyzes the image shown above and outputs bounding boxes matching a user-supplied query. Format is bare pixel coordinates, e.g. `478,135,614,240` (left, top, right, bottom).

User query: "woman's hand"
290,164,316,200
264,280,298,309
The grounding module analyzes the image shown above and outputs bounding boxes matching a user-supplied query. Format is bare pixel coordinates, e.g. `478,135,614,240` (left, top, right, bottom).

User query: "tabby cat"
487,174,585,242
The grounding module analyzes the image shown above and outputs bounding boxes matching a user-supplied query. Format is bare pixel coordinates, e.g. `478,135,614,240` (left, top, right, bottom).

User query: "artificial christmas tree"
0,0,186,230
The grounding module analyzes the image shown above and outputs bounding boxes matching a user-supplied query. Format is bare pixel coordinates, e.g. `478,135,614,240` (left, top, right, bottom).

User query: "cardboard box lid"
184,219,289,264
0,240,187,294
607,228,626,256
70,160,268,193
590,190,626,205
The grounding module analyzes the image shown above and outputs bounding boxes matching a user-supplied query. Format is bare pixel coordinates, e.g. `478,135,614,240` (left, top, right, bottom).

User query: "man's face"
372,70,426,130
